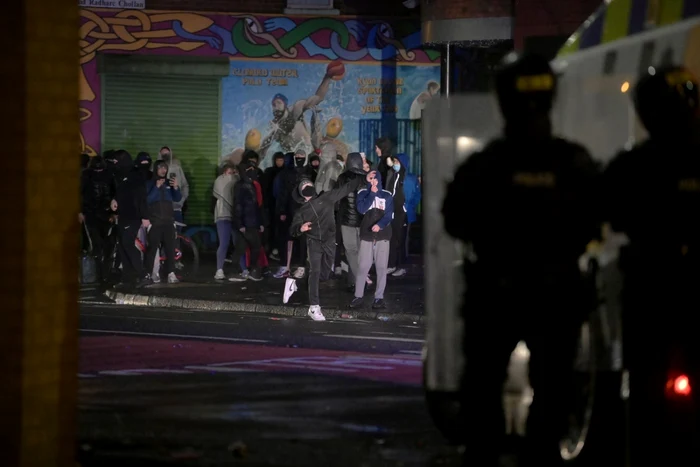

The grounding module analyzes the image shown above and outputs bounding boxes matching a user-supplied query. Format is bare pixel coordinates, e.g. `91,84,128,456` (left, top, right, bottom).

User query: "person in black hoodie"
263,152,286,258
111,150,150,288
273,152,299,278
79,155,115,282
374,137,394,182
134,151,153,180
290,171,371,321
145,160,183,284
383,153,406,274
228,161,265,282
335,152,367,290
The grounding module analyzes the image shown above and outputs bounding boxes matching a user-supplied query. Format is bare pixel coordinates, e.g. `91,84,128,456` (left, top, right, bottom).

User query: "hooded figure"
80,154,115,282
227,161,265,281
109,150,151,288
134,151,153,181
290,169,367,321
335,152,368,288
158,146,189,218
263,152,286,207
350,170,394,310
374,137,394,182
383,152,407,274
314,142,343,194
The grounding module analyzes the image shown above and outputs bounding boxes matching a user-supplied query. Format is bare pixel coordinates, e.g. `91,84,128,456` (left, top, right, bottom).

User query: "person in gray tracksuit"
349,170,394,310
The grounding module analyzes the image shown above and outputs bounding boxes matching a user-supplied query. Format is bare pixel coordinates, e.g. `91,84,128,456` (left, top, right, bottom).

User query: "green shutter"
102,74,221,226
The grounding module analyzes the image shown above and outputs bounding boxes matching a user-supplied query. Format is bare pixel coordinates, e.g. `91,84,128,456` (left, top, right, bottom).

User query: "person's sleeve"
171,186,183,203
290,209,304,237
376,195,394,229
137,182,149,220
146,181,160,204
177,166,189,202
355,187,373,214
325,176,362,203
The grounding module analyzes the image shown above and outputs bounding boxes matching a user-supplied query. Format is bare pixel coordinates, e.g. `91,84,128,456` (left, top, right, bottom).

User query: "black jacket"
80,168,114,224
375,137,394,183
442,136,600,273
275,154,300,218
336,152,367,227
114,168,149,222
233,166,264,229
384,163,406,215
291,177,364,242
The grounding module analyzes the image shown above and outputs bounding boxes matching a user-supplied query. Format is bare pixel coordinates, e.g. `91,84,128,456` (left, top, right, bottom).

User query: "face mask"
295,158,305,167
301,185,316,198
393,163,401,172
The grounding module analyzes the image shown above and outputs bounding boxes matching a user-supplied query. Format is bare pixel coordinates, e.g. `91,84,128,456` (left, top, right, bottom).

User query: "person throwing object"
286,171,373,321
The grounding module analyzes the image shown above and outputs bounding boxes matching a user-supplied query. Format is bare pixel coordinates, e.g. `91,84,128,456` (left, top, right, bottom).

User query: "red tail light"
667,375,692,397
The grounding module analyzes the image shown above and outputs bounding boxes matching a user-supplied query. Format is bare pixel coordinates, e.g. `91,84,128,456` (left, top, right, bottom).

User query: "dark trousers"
306,236,336,306
460,271,585,467
232,228,262,272
145,223,176,277
388,210,406,269
85,220,112,280
118,220,145,282
334,217,344,268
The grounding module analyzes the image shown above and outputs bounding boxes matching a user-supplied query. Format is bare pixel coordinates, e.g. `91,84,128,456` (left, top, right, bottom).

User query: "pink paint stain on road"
80,336,422,385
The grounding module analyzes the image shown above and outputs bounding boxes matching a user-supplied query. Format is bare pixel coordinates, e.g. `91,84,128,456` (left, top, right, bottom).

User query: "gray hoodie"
213,172,238,221
161,149,189,211
314,142,343,194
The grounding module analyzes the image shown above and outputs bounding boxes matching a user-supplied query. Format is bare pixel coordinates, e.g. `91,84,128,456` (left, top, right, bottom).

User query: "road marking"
79,329,268,343
397,350,423,355
99,369,193,376
78,373,97,378
323,334,423,343
81,314,240,326
184,365,258,373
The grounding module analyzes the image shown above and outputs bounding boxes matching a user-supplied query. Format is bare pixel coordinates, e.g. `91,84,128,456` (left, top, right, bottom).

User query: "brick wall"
144,0,417,16
514,0,599,50
421,0,512,21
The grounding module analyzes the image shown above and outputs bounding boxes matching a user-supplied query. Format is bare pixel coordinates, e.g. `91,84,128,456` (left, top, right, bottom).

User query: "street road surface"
78,303,464,466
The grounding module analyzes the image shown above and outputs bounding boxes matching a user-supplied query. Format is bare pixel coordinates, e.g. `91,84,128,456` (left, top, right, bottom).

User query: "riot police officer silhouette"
442,53,601,466
603,66,700,464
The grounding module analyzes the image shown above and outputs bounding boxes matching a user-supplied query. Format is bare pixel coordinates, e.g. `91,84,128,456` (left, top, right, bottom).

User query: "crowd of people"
79,140,422,321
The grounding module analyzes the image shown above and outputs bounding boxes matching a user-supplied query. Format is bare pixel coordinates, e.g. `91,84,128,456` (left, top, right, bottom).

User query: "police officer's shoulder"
552,137,598,169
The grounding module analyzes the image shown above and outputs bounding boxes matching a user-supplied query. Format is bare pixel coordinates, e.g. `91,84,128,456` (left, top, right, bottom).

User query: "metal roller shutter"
102,74,221,226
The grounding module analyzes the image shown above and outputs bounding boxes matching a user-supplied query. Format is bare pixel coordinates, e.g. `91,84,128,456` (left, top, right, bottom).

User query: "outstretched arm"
290,75,332,121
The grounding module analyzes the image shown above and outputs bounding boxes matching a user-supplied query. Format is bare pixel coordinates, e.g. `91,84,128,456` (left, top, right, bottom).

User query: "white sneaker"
334,266,343,275
292,267,305,279
152,274,161,284
392,268,407,277
167,272,179,284
386,267,397,275
340,261,349,273
308,305,326,322
214,269,226,280
228,270,249,282
283,278,298,304
366,275,373,285
273,266,289,279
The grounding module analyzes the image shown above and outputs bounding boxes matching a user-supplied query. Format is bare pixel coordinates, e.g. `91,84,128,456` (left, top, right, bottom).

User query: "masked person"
79,155,115,283
349,170,393,310
384,153,406,276
228,161,265,282
145,160,183,284
603,66,700,466
288,172,371,321
442,53,600,467
111,150,151,289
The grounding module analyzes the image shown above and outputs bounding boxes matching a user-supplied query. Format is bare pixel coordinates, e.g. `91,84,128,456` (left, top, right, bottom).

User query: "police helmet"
494,52,557,121
633,65,699,138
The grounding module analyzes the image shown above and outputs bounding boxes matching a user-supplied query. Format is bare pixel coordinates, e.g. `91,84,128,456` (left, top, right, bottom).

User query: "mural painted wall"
79,9,440,161
222,60,440,169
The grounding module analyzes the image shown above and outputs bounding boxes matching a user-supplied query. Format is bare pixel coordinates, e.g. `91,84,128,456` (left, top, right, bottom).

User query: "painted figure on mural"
409,80,441,120
252,60,346,163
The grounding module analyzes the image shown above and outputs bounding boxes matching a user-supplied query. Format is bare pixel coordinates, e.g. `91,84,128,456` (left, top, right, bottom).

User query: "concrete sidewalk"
103,261,425,323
